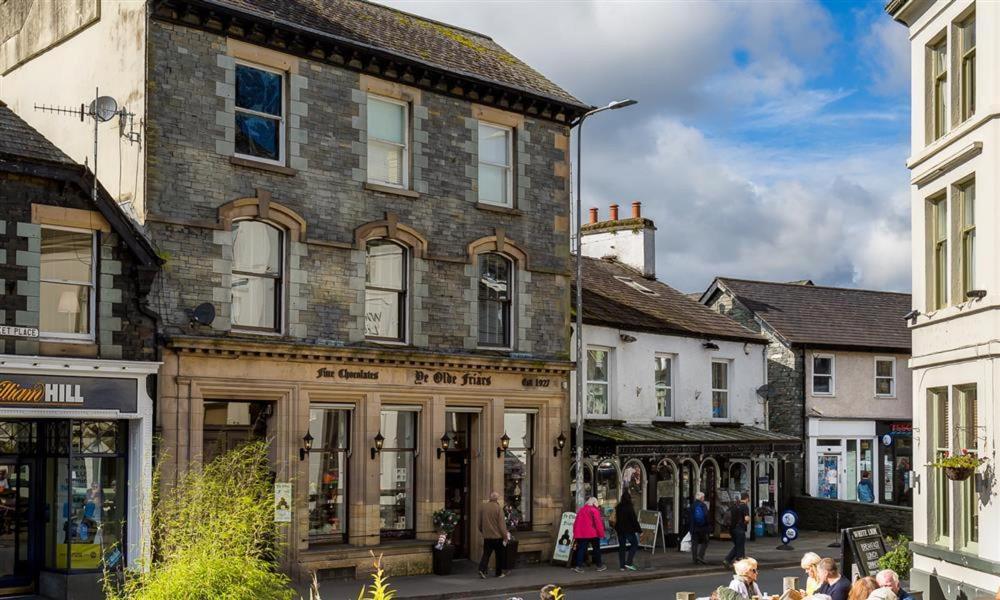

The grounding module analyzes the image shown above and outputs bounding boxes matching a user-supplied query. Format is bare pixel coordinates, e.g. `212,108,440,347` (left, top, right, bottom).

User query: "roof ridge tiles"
718,276,911,297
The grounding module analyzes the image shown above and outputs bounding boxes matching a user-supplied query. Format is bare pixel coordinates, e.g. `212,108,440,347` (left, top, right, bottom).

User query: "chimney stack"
588,207,598,224
580,201,657,278
632,201,641,219
609,204,619,221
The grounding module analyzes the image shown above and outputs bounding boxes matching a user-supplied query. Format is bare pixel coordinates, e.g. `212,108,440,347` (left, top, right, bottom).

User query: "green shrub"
105,441,293,600
877,534,913,576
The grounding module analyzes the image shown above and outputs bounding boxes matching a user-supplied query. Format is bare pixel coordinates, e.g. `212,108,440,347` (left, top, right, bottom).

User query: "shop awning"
584,422,801,446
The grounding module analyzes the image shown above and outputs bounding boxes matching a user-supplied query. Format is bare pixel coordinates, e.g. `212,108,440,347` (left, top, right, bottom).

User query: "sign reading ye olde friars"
316,366,552,388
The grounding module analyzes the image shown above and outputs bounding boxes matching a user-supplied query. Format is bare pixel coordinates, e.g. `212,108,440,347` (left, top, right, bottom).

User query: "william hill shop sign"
0,374,138,413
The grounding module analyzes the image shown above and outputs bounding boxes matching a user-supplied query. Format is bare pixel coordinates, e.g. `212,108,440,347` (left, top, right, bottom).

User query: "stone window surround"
356,75,426,195
468,104,530,212
466,230,532,353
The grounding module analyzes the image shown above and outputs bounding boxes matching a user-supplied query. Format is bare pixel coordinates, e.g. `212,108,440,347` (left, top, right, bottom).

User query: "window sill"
230,156,298,176
230,328,284,337
38,335,95,345
475,202,523,216
364,182,420,199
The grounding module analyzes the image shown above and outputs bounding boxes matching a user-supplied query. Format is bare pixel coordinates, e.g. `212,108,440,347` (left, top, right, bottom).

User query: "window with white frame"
812,354,834,395
929,37,948,141
929,386,950,545
231,220,283,331
711,360,729,419
39,227,95,338
234,63,285,164
478,123,513,207
654,355,672,418
958,179,976,299
586,348,611,416
956,384,978,551
365,240,407,341
875,357,895,398
958,13,976,123
929,195,948,310
367,95,408,188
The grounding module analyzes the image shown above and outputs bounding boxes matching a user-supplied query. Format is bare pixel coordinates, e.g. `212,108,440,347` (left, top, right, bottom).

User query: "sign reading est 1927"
0,374,137,413
0,326,39,338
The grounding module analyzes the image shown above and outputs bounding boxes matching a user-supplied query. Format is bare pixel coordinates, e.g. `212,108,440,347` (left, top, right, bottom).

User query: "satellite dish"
191,303,216,326
90,96,119,122
756,383,775,398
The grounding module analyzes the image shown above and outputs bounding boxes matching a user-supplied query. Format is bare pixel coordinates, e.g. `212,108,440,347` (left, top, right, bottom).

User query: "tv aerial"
34,87,142,203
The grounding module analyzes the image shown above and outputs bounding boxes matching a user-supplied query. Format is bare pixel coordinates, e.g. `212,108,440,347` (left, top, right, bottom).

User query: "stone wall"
0,172,156,361
145,20,572,359
791,495,913,537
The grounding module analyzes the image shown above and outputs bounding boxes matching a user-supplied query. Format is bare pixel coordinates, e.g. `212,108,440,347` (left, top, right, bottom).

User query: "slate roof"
584,422,801,445
200,0,586,109
573,256,766,344
0,102,75,166
711,278,912,352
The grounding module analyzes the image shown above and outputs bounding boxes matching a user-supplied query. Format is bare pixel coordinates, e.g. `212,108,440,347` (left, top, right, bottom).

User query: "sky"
378,0,913,293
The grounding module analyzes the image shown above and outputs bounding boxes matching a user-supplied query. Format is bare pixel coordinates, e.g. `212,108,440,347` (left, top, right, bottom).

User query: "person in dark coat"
614,490,642,571
688,491,712,564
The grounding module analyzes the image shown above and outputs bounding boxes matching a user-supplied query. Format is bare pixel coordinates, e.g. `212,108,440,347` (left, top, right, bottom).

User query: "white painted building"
887,0,1000,595
568,205,799,545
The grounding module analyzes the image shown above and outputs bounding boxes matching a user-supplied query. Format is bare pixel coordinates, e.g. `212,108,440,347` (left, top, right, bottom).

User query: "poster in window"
274,482,292,523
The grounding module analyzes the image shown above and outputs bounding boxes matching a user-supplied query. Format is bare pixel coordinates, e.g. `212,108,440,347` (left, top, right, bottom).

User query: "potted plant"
932,449,986,481
432,508,459,575
503,504,521,572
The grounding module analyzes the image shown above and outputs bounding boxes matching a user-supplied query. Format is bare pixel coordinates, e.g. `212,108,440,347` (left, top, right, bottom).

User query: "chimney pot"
632,201,641,219
588,207,598,224
609,204,619,221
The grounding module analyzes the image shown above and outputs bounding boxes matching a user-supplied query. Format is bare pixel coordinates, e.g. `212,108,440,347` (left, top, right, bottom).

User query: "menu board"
638,509,666,554
842,524,887,577
552,512,577,564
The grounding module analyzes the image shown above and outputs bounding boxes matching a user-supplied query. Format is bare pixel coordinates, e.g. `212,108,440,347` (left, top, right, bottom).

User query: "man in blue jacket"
688,491,712,564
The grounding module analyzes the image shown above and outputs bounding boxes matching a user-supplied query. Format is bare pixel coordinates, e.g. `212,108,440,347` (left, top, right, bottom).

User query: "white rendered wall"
570,324,766,426
580,227,656,278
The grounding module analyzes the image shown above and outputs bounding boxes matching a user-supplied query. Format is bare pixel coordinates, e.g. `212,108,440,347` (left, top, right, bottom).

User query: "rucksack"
693,501,707,526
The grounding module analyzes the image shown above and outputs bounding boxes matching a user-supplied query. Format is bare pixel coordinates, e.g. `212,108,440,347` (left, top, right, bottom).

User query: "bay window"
367,95,408,188
40,227,95,338
306,408,350,543
231,220,283,331
365,241,407,341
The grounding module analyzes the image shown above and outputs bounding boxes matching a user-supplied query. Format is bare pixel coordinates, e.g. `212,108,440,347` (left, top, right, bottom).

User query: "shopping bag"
680,532,692,552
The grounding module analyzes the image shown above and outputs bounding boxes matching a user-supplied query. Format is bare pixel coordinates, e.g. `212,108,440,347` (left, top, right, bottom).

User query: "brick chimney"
580,201,656,278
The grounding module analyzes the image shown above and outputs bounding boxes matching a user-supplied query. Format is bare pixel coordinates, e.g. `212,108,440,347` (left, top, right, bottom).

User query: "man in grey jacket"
478,491,509,578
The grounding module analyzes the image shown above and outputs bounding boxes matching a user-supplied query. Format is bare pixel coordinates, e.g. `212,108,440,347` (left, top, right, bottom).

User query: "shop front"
875,421,913,507
158,337,570,580
575,423,800,546
0,355,156,600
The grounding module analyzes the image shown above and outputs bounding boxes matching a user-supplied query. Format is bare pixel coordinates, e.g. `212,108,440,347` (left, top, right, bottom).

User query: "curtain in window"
477,253,512,347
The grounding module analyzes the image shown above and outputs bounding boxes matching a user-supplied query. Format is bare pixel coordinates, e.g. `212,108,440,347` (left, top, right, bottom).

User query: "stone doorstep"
402,558,804,600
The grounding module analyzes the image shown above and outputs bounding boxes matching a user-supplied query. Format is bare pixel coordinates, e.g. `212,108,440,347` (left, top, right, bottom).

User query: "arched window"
365,240,407,341
477,253,512,348
231,220,283,331
623,459,646,509
595,459,620,510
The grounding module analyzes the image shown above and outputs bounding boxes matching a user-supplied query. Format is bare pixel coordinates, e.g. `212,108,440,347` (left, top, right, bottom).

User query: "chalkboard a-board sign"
841,524,887,578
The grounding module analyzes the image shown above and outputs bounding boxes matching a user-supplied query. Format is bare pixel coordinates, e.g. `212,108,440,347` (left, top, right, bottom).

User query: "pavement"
312,530,838,600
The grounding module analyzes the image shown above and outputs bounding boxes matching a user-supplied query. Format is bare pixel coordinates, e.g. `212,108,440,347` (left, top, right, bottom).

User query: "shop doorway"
444,413,472,558
202,401,272,463
0,457,37,596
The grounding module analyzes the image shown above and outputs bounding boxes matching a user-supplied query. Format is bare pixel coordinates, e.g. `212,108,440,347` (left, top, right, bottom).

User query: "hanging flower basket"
944,466,975,481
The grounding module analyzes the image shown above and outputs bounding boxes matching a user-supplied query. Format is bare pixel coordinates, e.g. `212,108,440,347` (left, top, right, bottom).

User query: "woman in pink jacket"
572,497,607,572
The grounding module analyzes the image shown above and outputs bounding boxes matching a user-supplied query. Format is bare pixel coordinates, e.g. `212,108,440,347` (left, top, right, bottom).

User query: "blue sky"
380,0,913,293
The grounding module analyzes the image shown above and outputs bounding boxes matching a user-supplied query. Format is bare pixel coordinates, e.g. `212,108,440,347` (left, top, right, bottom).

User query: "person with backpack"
723,492,751,569
614,490,642,571
688,491,712,564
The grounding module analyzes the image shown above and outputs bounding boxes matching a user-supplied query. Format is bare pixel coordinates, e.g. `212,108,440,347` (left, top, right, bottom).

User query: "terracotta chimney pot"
609,204,619,221
632,201,641,219
588,207,598,224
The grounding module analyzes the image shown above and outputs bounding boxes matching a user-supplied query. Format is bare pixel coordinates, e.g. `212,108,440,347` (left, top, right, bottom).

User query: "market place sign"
0,374,137,413
0,326,39,338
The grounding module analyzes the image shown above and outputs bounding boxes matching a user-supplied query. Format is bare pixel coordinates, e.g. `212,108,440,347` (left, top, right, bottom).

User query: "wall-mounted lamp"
702,341,720,350
299,431,314,461
371,431,385,460
497,432,510,458
437,433,452,459
553,432,567,457
619,333,637,343
967,289,987,300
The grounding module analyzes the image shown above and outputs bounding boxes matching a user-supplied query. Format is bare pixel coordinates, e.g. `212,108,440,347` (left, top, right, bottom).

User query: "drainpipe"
800,345,808,496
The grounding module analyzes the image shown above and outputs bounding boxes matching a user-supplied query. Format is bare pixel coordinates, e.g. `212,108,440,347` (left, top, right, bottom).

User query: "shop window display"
655,460,676,534
502,413,532,528
378,410,416,538
306,408,350,542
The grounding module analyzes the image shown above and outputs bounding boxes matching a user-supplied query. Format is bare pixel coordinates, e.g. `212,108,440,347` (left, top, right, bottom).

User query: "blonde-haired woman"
800,552,822,595
728,557,763,599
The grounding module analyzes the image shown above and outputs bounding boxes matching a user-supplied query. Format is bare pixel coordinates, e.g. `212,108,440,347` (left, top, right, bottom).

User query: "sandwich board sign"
638,509,667,555
841,524,888,578
552,511,576,564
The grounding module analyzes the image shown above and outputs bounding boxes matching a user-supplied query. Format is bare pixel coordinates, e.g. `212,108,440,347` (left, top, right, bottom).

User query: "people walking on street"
875,570,911,600
857,471,875,503
614,490,642,571
689,491,712,564
816,558,851,600
572,497,607,573
723,493,751,568
727,557,763,599
477,491,509,579
847,576,878,600
800,552,822,594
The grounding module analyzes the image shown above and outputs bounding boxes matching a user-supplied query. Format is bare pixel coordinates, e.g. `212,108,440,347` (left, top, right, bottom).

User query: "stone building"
570,205,799,548
0,103,160,599
701,279,913,533
888,0,999,595
1,0,586,581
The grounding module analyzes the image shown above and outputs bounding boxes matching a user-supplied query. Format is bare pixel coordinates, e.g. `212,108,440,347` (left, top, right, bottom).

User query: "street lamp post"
573,99,637,509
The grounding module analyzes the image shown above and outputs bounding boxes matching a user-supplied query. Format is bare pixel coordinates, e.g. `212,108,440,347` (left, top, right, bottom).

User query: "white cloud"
862,16,911,96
